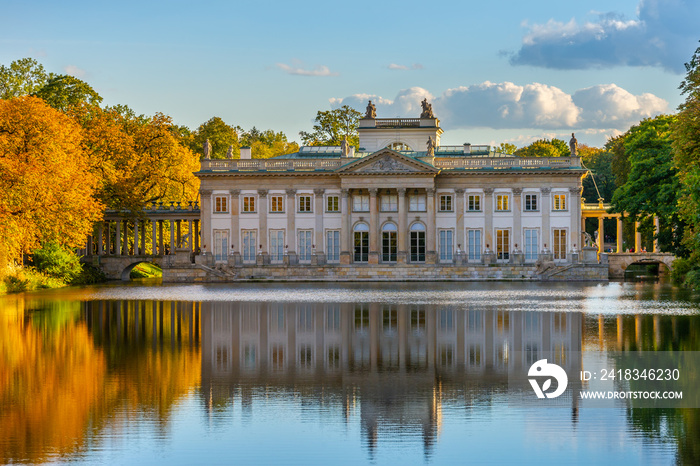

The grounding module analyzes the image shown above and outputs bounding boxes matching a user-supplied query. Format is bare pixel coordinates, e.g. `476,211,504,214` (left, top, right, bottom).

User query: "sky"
1,0,697,148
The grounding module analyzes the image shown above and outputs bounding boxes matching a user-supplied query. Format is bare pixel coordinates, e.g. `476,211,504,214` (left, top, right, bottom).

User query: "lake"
1,281,699,465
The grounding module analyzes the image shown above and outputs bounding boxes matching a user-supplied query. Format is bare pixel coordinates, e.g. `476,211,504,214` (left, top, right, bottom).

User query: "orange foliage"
0,96,103,262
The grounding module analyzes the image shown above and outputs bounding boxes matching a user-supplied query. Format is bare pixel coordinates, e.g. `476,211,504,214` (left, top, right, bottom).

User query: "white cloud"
510,0,699,72
276,62,339,77
387,63,424,70
64,64,86,78
332,82,667,132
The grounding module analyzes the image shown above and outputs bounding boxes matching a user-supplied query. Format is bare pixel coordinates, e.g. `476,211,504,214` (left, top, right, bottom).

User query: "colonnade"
582,203,659,253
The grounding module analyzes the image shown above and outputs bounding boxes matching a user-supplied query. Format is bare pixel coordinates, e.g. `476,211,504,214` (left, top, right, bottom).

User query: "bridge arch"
120,260,161,281
607,253,674,279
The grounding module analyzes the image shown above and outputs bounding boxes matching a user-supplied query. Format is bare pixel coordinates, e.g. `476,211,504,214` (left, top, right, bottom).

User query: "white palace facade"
195,104,586,276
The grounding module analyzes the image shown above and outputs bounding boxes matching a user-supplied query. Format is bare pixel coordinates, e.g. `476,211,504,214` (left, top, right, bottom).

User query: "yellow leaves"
0,97,103,261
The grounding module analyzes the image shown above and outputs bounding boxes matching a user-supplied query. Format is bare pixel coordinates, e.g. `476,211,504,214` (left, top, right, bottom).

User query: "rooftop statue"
204,139,212,159
569,133,578,156
365,100,376,119
426,136,435,156
341,136,350,157
420,98,434,119
226,145,234,158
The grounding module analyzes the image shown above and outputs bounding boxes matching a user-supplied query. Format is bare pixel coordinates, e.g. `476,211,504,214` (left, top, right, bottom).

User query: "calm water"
1,281,700,465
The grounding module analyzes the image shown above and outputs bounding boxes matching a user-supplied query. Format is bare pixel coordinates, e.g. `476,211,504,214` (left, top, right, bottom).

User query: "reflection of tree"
0,299,201,464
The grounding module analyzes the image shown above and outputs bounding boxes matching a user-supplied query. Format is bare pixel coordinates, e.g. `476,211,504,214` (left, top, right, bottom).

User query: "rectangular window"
468,194,481,212
270,195,284,213
496,194,509,211
213,230,229,262
242,196,256,213
496,229,510,261
553,194,567,210
439,194,452,212
380,194,397,212
353,194,369,212
298,195,312,213
410,309,426,331
439,230,453,261
553,229,567,260
383,307,398,333
326,195,339,212
326,230,340,262
524,229,538,262
298,230,313,262
242,230,256,262
467,229,482,261
408,194,426,211
524,194,538,211
214,196,228,213
270,230,284,262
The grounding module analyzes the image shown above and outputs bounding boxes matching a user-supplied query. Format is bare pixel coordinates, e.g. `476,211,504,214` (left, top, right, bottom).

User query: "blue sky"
1,0,697,148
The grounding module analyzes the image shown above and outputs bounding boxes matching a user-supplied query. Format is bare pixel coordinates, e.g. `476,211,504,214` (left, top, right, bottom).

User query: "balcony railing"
374,118,421,128
433,156,581,170
201,159,345,172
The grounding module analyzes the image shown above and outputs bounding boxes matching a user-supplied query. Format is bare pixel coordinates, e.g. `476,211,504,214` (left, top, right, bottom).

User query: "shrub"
31,243,82,282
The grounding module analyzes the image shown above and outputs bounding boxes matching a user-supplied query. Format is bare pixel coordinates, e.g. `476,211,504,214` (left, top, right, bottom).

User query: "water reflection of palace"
200,302,583,454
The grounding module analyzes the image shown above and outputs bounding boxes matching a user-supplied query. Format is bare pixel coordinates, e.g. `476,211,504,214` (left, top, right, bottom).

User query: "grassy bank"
0,265,66,294
130,262,162,279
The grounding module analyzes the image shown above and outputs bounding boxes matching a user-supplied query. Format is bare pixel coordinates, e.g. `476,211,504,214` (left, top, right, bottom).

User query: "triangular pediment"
337,148,438,175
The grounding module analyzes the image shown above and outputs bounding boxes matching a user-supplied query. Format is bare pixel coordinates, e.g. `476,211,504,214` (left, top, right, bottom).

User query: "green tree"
513,138,569,157
610,115,682,254
190,117,239,159
34,75,103,112
579,144,615,202
672,42,700,287
496,142,517,155
0,58,50,99
299,105,362,147
239,126,299,158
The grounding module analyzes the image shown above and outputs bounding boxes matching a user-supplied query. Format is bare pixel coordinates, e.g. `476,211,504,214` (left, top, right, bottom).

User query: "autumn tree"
0,58,50,99
299,105,362,147
496,142,517,155
513,138,570,157
578,144,615,202
0,97,103,263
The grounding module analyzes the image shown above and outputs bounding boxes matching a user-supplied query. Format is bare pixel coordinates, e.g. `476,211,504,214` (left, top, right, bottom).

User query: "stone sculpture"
569,133,578,156
204,139,212,159
420,98,434,119
365,100,376,119
426,136,435,156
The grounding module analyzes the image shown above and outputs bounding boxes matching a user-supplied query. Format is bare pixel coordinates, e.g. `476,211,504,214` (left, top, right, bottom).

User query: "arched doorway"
410,223,426,262
354,222,369,263
382,222,397,262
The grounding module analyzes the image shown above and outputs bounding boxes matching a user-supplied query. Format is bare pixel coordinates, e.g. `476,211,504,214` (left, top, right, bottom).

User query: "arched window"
410,222,425,231
354,222,369,231
354,222,369,262
389,142,411,151
382,222,397,231
410,222,426,262
382,222,397,262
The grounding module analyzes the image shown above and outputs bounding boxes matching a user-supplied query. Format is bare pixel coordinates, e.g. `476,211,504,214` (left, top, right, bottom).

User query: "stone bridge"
81,203,200,280
607,253,675,279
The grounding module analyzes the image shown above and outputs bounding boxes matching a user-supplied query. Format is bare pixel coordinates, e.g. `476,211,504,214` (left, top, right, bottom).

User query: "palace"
194,101,586,277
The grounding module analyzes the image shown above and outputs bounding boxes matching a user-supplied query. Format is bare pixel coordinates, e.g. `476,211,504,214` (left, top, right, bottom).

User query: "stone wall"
162,263,608,283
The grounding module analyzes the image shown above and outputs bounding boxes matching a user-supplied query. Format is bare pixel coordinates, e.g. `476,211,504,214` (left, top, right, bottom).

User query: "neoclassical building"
196,105,585,272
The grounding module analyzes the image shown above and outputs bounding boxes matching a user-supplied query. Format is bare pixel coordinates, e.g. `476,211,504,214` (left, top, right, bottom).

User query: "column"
230,189,240,252
454,188,465,255
122,220,129,255
152,220,157,256
193,220,200,252
286,189,297,254
176,220,182,248
634,221,641,252
97,223,104,255
314,188,325,255
340,189,351,264
484,188,494,250
597,216,604,252
512,188,522,251
105,221,111,255
397,187,407,263
569,186,582,250
140,222,146,255
426,188,436,264
159,220,164,255
368,188,379,264
134,220,140,255
188,220,194,252
170,219,175,254
199,189,212,253
540,188,551,251
653,216,660,253
258,189,268,255
116,219,121,256
616,217,623,253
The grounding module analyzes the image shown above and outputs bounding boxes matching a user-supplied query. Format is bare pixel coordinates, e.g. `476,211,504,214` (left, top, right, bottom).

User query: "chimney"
463,143,472,155
348,147,355,157
240,147,252,159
